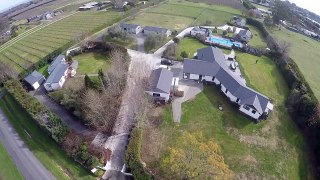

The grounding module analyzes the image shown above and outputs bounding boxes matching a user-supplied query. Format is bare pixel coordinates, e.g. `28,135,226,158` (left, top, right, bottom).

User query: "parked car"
161,59,173,66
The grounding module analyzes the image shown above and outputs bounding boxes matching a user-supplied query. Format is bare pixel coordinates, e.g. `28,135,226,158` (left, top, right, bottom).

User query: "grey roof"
238,29,252,37
144,26,169,33
45,63,68,84
149,68,173,94
24,71,45,85
120,23,140,29
183,46,270,114
48,55,65,74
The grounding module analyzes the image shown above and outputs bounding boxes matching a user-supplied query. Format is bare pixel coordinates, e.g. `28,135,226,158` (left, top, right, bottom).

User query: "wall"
220,84,238,102
239,105,260,119
145,91,170,101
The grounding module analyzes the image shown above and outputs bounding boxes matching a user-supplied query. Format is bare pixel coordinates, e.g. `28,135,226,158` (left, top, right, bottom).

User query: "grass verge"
0,142,23,180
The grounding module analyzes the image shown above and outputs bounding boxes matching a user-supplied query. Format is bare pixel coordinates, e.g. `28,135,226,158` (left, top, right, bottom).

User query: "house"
235,29,252,43
27,16,40,23
230,16,246,27
120,23,142,34
113,0,128,9
146,68,173,102
44,63,69,91
79,2,98,11
48,55,66,74
190,26,211,37
42,11,54,20
23,71,46,90
143,26,171,37
183,47,273,120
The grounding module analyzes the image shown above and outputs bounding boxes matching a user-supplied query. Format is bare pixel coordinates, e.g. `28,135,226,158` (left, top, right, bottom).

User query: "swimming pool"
208,37,242,48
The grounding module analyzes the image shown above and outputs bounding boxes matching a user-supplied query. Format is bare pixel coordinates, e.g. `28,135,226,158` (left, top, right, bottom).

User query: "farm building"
79,2,98,11
234,29,252,43
190,26,211,37
48,55,66,74
44,63,69,91
23,71,46,90
230,16,246,27
183,47,273,120
120,23,142,34
143,26,171,37
146,68,173,102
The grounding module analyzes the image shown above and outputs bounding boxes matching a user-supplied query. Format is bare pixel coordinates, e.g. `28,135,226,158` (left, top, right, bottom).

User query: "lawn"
177,37,206,60
141,40,312,179
270,27,320,100
0,95,95,180
73,52,110,75
248,25,267,48
128,0,241,31
0,142,23,180
38,64,49,78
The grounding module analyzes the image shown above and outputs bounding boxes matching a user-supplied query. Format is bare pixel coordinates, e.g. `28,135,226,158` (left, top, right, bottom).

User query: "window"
212,76,215,81
243,105,250,111
225,88,228,93
252,110,256,114
153,93,160,97
236,98,240,103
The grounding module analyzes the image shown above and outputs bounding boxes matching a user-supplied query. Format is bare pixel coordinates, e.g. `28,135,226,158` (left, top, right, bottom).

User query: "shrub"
173,37,180,44
174,90,184,97
180,51,188,59
126,128,152,180
222,30,228,36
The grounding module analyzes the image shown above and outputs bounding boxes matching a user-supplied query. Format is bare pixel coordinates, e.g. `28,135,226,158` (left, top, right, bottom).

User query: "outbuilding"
120,23,142,34
146,68,173,102
143,26,171,37
23,71,46,90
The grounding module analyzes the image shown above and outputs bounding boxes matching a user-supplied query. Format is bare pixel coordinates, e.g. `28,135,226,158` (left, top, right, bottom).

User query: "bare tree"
277,40,291,55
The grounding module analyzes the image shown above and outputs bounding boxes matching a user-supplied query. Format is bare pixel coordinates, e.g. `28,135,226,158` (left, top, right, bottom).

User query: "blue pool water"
208,37,242,47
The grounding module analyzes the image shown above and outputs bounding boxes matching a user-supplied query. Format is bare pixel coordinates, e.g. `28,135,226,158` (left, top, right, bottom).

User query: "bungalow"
143,26,171,37
146,68,173,102
183,47,273,120
23,71,46,90
120,23,142,34
190,26,211,37
230,16,246,27
44,63,69,91
48,55,66,74
235,29,252,43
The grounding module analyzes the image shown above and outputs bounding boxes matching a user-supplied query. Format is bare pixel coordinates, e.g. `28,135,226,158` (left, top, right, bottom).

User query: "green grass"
0,95,95,180
38,64,49,78
248,25,267,48
142,39,311,178
270,27,320,101
0,142,23,180
177,37,206,60
73,52,110,75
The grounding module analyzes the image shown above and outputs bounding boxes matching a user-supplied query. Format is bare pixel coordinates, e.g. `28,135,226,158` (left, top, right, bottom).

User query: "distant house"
23,71,45,90
230,16,246,27
143,26,171,37
27,16,40,23
183,47,273,120
42,11,54,20
48,55,66,74
44,63,69,91
190,26,211,37
113,0,128,9
79,2,98,11
146,68,173,102
120,23,142,34
235,29,252,43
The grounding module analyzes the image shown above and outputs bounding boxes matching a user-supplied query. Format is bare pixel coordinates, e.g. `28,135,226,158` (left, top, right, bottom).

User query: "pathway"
0,109,55,180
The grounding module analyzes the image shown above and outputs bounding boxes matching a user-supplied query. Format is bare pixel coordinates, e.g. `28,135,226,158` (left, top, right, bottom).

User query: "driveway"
0,109,55,180
33,86,90,135
135,33,145,53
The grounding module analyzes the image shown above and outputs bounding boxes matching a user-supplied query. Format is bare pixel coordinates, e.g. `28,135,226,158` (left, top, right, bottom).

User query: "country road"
0,109,55,180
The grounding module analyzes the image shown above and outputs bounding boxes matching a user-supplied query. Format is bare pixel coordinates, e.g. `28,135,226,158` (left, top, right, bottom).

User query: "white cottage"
183,47,273,120
146,68,173,102
120,23,142,34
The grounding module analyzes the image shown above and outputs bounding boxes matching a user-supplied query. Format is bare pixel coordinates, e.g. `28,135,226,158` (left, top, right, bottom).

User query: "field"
0,142,23,180
141,40,311,179
128,0,241,31
0,95,95,180
0,10,121,74
271,28,320,100
247,25,267,48
73,52,110,75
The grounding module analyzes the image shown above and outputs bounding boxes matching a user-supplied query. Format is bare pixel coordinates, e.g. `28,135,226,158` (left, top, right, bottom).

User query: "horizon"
0,0,31,13
288,0,320,16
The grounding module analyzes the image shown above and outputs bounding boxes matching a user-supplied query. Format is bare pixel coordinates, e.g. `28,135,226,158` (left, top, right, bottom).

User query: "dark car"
161,59,173,66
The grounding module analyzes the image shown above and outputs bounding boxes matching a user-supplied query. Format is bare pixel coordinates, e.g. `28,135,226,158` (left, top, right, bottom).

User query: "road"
0,109,55,180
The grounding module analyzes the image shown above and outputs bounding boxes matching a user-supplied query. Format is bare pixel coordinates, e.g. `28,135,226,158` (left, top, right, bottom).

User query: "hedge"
126,128,153,180
4,80,69,143
247,17,320,177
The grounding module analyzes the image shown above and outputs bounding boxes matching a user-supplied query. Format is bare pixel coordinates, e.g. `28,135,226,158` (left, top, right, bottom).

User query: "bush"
222,30,228,36
144,33,166,52
180,51,188,59
173,37,180,44
4,80,69,143
174,90,184,97
126,128,152,180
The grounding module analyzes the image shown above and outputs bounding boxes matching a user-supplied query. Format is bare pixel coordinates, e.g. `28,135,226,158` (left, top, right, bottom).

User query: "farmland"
128,0,242,31
0,10,121,75
141,39,311,178
271,28,320,100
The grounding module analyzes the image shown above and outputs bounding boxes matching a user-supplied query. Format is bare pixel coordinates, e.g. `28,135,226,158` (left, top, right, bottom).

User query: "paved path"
135,33,145,53
0,109,55,180
172,80,203,123
33,86,90,135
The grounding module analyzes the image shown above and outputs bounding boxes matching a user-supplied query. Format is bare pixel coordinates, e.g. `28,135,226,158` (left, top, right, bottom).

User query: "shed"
24,71,46,90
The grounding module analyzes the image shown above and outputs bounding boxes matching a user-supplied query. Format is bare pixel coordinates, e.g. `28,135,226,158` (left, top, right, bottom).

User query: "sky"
0,0,30,13
288,0,320,15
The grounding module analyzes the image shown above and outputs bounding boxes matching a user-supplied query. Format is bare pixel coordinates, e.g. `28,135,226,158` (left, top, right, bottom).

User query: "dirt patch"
239,135,278,150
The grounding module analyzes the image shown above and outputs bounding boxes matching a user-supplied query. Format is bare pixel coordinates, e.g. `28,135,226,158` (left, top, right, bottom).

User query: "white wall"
239,105,261,119
202,75,213,82
220,84,237,102
32,82,40,90
190,74,199,80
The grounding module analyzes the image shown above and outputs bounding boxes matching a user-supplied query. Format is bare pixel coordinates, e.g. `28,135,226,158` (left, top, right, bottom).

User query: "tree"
180,51,188,59
272,0,293,24
172,37,180,44
161,132,234,179
144,33,166,52
222,30,228,36
108,25,128,40
163,43,178,58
